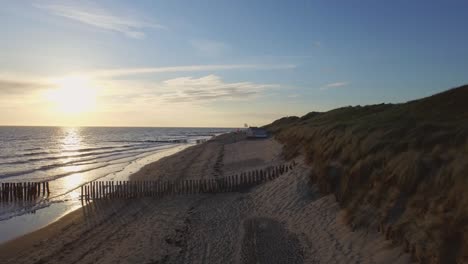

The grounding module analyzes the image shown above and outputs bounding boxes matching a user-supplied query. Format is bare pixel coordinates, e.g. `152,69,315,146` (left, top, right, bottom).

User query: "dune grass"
265,85,468,263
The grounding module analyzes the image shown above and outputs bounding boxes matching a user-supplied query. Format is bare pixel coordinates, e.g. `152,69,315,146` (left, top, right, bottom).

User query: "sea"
0,126,234,243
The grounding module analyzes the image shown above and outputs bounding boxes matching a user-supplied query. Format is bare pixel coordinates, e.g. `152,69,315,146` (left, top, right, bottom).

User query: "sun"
46,75,97,114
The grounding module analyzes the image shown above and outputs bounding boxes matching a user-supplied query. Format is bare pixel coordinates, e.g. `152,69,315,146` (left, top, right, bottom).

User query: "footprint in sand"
240,217,303,264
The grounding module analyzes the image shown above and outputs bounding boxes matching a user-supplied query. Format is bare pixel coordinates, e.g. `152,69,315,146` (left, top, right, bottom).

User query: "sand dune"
1,135,410,263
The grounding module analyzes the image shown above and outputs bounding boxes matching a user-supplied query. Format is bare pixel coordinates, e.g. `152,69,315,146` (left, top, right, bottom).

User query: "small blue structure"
246,127,268,138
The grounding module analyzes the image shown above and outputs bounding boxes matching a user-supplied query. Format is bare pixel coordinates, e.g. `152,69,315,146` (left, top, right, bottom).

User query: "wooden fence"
81,162,297,202
0,181,50,202
0,161,296,204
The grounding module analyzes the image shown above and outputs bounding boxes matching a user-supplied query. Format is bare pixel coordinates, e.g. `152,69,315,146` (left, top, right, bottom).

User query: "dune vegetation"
265,85,468,263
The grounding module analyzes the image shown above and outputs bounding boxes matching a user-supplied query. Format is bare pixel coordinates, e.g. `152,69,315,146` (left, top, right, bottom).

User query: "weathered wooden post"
27,182,31,201
17,183,22,201
88,182,92,200
97,182,100,199
84,184,87,202
105,181,108,199
94,182,97,200
11,183,15,202
134,181,137,197
149,181,152,197
120,181,127,198
155,181,159,197
10,183,14,202
232,175,236,191
34,183,38,198
126,181,130,198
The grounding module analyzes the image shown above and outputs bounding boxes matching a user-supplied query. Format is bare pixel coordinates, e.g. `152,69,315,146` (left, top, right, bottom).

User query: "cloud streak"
35,3,165,38
86,64,296,78
0,76,49,94
158,75,277,103
320,81,349,90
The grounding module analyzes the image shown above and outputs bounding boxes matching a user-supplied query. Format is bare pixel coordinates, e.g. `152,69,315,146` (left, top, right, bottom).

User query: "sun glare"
46,75,97,114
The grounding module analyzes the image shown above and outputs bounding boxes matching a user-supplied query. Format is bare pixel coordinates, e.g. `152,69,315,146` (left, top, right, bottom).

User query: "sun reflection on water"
61,127,82,152
59,127,85,199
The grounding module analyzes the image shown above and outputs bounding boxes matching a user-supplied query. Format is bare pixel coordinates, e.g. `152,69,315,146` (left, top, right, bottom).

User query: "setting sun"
45,75,97,114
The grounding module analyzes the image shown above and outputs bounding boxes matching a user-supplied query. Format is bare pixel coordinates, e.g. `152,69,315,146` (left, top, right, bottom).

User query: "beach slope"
1,134,410,263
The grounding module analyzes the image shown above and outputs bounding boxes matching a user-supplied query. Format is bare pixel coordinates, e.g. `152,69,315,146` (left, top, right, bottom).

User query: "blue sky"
1,0,467,127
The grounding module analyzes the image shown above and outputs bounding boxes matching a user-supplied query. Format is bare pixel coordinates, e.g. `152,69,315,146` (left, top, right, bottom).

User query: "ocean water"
0,126,233,222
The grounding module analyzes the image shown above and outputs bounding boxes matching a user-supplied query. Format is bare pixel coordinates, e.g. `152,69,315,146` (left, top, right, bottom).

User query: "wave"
0,143,170,166
0,145,172,179
0,144,137,159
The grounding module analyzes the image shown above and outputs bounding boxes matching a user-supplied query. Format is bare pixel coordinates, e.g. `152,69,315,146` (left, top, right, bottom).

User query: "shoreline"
0,143,192,246
0,134,411,263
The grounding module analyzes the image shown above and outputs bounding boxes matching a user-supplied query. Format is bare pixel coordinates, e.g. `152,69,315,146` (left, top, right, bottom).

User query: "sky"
1,0,467,127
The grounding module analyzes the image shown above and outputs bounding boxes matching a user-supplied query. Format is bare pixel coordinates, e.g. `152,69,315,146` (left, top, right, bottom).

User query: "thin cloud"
313,41,322,48
86,64,296,78
158,75,277,103
320,81,349,90
0,78,49,94
35,3,165,39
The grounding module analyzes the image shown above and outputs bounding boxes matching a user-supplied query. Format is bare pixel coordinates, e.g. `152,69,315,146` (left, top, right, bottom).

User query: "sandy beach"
0,133,411,264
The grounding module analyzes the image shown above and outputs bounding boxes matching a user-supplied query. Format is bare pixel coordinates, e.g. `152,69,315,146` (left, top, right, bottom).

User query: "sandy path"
1,134,411,263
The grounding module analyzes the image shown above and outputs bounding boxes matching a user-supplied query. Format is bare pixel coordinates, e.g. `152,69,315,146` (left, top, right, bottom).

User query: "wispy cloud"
0,80,47,94
35,3,165,38
158,75,277,103
0,63,293,96
0,73,51,94
190,39,230,56
313,41,322,48
320,81,349,90
86,64,296,78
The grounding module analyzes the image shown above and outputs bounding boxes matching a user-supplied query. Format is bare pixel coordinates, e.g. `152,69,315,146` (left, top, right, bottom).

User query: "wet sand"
0,133,411,263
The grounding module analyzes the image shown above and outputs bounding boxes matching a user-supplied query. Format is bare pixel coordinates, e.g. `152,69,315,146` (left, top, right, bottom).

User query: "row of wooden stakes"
81,162,297,201
0,181,51,202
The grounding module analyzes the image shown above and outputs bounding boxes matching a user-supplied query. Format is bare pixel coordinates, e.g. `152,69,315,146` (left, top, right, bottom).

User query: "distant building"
246,127,268,138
